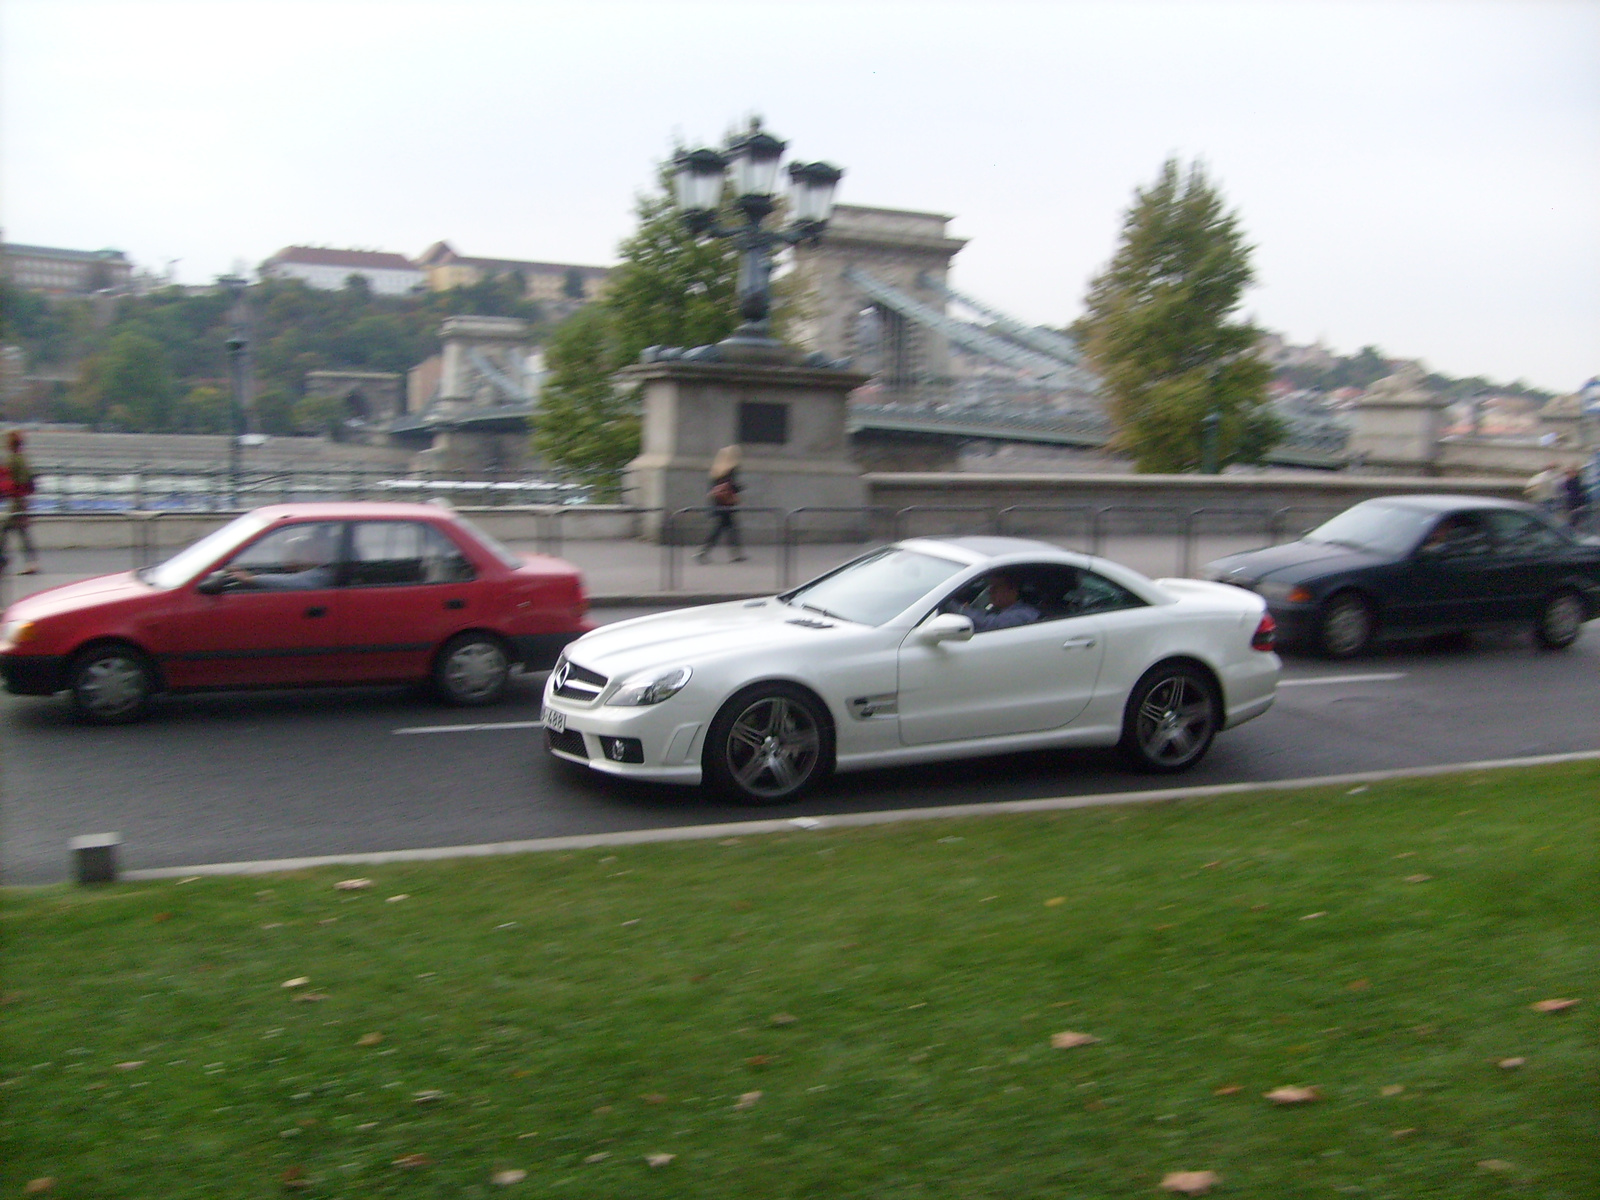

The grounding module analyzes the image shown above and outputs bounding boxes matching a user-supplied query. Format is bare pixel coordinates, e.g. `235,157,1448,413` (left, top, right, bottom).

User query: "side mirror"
919,612,974,644
196,570,233,595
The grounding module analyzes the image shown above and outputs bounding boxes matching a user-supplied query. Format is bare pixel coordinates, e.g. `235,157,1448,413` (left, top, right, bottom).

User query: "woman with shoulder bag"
696,445,745,563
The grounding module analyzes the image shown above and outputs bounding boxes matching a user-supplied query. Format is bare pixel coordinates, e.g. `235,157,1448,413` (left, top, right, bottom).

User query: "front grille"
545,727,588,758
552,656,608,703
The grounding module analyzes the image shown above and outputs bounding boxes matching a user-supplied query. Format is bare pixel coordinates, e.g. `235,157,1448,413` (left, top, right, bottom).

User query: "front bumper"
0,653,68,696
513,628,590,672
541,686,705,786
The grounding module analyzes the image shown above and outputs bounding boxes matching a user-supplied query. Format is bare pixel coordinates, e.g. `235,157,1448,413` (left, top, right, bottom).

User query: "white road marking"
1279,672,1407,688
393,720,545,735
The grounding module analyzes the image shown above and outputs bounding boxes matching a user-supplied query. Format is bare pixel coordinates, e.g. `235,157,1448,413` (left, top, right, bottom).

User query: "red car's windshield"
143,513,271,589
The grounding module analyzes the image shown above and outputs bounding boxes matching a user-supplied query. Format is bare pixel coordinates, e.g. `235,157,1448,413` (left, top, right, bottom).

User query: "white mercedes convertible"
542,537,1279,803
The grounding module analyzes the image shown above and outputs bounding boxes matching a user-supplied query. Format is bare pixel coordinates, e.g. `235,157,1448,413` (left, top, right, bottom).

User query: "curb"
121,748,1600,881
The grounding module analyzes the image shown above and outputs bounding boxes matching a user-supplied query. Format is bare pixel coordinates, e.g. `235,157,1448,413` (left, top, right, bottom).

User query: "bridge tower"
790,205,966,403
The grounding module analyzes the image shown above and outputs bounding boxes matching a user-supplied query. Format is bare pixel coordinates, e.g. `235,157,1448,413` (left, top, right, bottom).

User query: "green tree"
1082,159,1275,473
533,305,640,497
532,164,741,491
70,331,176,430
172,384,228,433
253,386,299,436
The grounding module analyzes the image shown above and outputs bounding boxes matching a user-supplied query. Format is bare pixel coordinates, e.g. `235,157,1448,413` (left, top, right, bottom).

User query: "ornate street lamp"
671,119,842,349
218,274,250,506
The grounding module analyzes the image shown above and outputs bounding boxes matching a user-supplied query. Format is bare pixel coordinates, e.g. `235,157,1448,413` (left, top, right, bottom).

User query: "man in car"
226,529,338,590
951,573,1041,632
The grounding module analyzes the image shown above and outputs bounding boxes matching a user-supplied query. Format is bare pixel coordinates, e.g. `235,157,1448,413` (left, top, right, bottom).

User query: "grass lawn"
3,762,1596,1199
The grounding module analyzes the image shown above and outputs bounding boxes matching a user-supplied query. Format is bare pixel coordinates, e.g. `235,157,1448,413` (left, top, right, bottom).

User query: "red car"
0,502,593,723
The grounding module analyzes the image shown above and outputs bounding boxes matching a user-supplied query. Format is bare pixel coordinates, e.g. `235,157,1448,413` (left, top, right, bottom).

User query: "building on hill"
415,242,610,308
2,242,133,295
260,246,425,295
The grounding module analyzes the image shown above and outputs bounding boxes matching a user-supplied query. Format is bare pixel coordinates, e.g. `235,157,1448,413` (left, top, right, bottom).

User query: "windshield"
1305,502,1434,556
781,547,967,627
144,513,271,589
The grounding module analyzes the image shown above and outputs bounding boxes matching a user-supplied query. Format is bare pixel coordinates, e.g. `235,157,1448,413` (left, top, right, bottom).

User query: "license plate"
542,707,566,734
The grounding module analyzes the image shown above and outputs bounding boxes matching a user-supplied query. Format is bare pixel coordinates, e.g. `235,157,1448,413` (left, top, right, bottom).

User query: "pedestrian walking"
0,430,40,575
1561,465,1589,530
1524,461,1562,518
695,445,746,563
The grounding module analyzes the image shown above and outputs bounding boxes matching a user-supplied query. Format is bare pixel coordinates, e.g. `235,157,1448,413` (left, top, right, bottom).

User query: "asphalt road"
3,612,1597,884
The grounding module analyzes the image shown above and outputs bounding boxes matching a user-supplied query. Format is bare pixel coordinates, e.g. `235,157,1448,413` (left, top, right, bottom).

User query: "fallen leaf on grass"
770,1012,798,1026
281,1166,311,1190
1381,1084,1404,1096
1347,979,1371,991
641,1093,667,1104
357,1032,384,1047
1051,1031,1100,1049
1044,897,1066,907
719,838,743,845
386,894,409,903
1299,912,1326,921
1211,1085,1242,1096
1161,1170,1220,1195
644,1153,676,1168
1391,1128,1416,1138
335,878,372,890
745,1055,772,1068
592,1105,613,1115
281,977,311,989
583,1152,610,1164
491,1169,527,1185
23,1180,54,1195
114,1061,145,1070
318,918,338,926
392,1153,431,1168
1083,1098,1105,1111
153,912,173,923
735,1090,763,1110
1531,998,1580,1013
1403,874,1433,884
1265,1085,1320,1104
1497,1057,1526,1070
290,993,328,1003
1478,1160,1514,1173
413,1090,445,1104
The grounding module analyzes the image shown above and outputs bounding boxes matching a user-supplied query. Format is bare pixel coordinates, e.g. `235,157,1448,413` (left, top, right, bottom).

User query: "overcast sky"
3,0,1596,391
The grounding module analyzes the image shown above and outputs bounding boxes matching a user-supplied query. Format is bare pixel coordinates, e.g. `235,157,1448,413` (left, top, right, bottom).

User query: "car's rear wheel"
1317,591,1375,659
704,683,833,804
1119,662,1219,774
70,643,155,725
433,633,510,705
1534,588,1585,650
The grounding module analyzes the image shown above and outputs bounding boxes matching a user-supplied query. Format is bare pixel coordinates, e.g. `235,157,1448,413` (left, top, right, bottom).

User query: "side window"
348,522,475,588
1070,570,1147,615
1423,512,1492,558
1484,510,1568,556
224,521,342,589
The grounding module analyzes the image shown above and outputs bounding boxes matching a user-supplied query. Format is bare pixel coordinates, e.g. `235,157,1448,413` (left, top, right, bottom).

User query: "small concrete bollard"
70,833,121,885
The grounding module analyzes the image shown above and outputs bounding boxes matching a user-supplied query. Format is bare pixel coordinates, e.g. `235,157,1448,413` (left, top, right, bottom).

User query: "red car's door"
154,521,347,688
336,519,486,682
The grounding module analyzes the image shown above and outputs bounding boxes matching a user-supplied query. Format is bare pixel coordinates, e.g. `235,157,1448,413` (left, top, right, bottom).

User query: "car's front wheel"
1534,588,1585,650
70,643,155,725
1119,662,1219,774
704,683,833,804
433,633,511,706
1317,591,1375,659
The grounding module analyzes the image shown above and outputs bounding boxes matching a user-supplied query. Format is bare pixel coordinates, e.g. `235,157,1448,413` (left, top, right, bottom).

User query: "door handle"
304,606,327,618
1061,636,1096,650
444,598,466,610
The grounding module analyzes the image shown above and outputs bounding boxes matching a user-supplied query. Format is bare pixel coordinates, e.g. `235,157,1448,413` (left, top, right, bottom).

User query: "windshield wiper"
798,602,847,622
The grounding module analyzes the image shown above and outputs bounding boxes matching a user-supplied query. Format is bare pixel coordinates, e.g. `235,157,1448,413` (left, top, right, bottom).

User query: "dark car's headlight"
606,665,693,707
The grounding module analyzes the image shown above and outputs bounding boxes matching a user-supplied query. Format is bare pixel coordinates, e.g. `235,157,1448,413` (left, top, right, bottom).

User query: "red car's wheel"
433,632,510,706
70,643,155,725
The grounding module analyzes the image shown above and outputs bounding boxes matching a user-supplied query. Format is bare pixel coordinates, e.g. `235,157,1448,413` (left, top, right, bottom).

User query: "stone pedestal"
1347,364,1449,473
620,355,870,541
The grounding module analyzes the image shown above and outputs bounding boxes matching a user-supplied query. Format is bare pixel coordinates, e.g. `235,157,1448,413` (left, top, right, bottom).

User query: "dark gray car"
1202,495,1600,657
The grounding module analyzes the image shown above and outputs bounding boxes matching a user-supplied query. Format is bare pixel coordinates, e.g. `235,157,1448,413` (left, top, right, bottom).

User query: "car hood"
4,571,152,622
563,599,865,675
1208,539,1388,584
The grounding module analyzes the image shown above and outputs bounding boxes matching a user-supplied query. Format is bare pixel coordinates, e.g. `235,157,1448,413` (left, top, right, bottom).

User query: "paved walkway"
0,531,1277,611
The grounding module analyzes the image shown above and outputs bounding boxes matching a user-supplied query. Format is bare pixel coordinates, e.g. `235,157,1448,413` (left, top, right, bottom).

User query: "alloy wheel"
1134,675,1215,769
723,695,822,800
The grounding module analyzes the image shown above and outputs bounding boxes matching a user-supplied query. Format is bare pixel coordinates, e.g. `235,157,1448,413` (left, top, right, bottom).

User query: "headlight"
0,620,37,649
606,665,693,707
1257,581,1314,604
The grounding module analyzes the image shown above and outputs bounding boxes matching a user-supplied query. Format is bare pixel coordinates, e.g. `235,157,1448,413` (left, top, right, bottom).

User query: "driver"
950,573,1041,632
227,528,338,590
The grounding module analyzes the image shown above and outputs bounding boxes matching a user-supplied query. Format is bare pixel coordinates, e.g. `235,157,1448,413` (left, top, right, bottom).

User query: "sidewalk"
0,531,1274,611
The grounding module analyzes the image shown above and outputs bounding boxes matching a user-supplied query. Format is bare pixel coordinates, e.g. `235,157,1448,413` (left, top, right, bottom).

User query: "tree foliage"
533,165,742,493
67,331,176,430
1083,159,1274,473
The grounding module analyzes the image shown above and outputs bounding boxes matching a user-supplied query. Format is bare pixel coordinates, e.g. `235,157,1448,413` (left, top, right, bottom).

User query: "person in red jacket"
1,429,40,574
